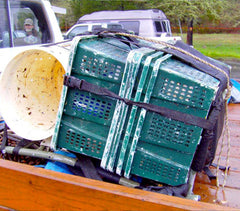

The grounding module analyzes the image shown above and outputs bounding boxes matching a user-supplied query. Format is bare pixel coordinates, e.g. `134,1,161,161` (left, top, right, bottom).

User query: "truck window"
67,25,89,39
0,1,9,48
119,21,140,35
0,0,51,48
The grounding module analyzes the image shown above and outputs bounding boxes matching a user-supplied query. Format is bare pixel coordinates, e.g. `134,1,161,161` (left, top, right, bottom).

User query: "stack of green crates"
51,35,220,186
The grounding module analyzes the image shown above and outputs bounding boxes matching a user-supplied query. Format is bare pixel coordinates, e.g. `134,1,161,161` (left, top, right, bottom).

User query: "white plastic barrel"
0,45,70,140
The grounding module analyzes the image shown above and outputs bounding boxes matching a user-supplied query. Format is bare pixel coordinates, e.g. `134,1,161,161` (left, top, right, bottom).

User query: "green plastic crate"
52,36,220,186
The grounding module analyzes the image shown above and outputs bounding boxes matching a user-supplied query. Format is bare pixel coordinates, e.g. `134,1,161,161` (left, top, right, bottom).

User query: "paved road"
220,59,240,79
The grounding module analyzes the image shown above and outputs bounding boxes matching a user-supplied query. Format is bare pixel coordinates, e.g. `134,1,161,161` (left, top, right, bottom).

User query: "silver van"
77,9,172,38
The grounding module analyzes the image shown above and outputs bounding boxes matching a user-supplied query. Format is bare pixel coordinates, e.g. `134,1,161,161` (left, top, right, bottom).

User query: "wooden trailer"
0,103,239,210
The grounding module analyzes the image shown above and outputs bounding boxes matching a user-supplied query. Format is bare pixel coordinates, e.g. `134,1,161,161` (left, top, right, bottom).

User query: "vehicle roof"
71,22,122,27
78,9,167,23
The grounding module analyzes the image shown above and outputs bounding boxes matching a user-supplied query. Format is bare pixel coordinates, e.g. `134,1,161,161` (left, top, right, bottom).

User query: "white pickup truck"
0,0,63,74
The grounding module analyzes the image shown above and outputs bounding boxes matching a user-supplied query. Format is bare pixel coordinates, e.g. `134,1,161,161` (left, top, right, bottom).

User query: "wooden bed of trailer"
0,103,239,210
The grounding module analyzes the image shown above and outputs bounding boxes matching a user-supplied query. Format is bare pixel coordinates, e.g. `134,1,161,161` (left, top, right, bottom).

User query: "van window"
0,0,52,48
162,20,171,34
154,21,164,32
119,21,140,35
154,20,171,36
106,24,122,30
92,25,102,30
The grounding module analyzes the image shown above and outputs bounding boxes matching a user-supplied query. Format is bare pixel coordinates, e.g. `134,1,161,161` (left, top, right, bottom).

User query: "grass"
175,33,240,60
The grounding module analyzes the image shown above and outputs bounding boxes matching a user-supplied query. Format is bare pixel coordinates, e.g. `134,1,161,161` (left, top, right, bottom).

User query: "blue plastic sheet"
230,79,240,103
44,150,76,174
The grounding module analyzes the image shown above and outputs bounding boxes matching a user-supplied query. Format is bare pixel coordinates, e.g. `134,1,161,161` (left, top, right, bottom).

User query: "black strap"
12,139,32,156
64,75,216,130
203,167,216,180
0,123,9,153
191,129,214,171
0,123,5,132
74,154,102,181
139,183,189,197
211,163,230,171
0,125,32,156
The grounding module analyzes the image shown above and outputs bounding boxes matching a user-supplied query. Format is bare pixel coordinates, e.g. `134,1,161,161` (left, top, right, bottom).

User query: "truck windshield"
0,0,50,48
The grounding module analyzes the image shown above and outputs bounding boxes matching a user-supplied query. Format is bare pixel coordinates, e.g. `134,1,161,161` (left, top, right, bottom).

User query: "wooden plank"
193,182,240,209
227,103,240,121
0,159,236,211
192,103,240,209
195,170,240,192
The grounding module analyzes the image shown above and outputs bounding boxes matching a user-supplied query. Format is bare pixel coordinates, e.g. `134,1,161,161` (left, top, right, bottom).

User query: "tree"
221,0,240,28
67,0,147,25
148,0,227,45
51,0,239,36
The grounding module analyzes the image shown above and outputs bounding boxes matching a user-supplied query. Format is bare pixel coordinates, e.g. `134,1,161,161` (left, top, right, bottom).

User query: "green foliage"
220,0,240,27
67,0,147,23
53,0,240,33
147,0,226,25
147,0,228,44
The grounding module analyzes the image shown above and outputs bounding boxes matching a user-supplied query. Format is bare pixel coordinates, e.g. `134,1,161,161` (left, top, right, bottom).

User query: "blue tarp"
230,79,240,103
44,150,76,174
